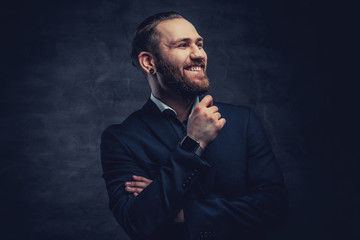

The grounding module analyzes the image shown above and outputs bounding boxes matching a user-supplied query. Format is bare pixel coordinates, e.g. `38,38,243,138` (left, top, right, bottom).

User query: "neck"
153,90,195,122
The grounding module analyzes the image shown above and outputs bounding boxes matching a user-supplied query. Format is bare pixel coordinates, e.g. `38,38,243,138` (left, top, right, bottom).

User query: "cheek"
202,50,208,62
180,54,191,66
165,54,187,67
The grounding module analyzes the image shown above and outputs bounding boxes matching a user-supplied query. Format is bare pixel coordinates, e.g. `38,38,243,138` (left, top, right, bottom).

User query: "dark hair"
131,12,183,68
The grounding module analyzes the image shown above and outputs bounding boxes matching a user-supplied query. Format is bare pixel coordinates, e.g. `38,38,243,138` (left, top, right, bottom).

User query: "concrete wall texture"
1,0,358,239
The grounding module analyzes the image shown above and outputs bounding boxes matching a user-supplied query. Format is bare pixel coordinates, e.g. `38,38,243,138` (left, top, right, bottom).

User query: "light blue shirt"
150,93,200,116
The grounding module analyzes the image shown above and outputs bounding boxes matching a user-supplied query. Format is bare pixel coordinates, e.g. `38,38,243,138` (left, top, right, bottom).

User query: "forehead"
156,18,202,43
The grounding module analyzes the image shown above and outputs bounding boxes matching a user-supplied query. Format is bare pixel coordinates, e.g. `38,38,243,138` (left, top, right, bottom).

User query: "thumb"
198,95,213,108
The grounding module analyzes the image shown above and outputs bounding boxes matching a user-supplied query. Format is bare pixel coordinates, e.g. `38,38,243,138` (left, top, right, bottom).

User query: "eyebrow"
170,37,204,45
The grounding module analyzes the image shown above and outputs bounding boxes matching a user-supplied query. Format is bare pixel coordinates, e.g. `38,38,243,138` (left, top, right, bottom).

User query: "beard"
155,56,210,98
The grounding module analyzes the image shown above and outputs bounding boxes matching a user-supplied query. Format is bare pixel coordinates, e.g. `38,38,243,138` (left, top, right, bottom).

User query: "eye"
178,43,188,48
197,42,203,48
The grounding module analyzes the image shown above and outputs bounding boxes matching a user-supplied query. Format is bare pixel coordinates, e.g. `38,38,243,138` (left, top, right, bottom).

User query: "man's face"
154,18,209,98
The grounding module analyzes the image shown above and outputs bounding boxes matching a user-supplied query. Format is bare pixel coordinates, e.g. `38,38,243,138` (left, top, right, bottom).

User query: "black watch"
180,136,203,157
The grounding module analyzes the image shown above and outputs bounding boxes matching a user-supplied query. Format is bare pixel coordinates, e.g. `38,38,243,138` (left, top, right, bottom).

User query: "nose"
190,45,206,61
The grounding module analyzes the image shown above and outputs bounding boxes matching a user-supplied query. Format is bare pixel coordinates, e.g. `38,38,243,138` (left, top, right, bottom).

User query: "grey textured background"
1,0,358,239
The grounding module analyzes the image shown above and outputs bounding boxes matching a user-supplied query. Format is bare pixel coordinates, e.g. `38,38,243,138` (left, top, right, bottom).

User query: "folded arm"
101,129,208,239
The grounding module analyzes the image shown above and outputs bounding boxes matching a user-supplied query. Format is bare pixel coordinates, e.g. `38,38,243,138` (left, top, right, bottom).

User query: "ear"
138,52,156,75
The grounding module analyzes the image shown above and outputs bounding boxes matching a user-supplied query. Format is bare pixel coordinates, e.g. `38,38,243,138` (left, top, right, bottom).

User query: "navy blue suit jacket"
101,99,287,240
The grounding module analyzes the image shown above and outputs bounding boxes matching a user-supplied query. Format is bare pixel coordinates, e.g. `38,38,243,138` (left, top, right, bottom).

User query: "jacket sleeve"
100,127,210,239
183,109,288,238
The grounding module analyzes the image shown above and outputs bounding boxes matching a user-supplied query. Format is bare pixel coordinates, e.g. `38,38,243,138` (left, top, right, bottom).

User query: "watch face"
181,136,199,152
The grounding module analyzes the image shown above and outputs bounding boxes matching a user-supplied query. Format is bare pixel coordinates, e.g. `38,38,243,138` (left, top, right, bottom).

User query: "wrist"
198,140,207,149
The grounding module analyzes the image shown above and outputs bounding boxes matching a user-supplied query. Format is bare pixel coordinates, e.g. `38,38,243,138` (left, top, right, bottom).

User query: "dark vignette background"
1,0,359,239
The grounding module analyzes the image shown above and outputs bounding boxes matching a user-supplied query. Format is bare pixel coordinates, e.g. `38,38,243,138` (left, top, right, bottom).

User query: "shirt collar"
150,93,199,116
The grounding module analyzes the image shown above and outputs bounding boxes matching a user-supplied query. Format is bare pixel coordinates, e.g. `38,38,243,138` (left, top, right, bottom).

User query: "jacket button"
182,183,186,188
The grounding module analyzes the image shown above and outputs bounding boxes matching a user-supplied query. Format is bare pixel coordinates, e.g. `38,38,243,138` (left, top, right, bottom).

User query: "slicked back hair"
131,12,183,68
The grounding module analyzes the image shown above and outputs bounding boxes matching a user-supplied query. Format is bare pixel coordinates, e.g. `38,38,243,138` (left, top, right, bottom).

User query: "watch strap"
194,145,203,157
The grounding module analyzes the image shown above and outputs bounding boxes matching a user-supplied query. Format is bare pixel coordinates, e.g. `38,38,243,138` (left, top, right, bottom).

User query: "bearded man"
101,12,287,240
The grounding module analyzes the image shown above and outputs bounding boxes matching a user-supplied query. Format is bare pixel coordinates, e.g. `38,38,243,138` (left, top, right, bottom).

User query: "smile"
184,65,204,72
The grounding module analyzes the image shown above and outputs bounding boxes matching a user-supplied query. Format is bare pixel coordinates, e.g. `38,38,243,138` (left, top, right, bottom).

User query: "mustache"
184,59,206,68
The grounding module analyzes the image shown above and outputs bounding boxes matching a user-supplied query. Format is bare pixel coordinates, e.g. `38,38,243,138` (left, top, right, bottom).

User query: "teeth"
188,66,202,71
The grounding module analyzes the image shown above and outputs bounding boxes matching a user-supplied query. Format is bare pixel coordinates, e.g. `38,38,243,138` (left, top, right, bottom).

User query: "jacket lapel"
140,99,181,151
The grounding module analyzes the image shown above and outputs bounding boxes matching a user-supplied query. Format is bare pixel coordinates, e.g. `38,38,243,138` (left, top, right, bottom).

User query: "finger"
208,105,219,114
132,175,153,183
218,118,226,128
214,112,221,120
126,181,149,188
198,95,213,108
132,175,152,183
125,186,144,194
134,192,139,197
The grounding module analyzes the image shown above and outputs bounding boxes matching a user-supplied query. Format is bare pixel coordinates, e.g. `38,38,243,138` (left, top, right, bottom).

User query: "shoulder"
215,101,250,113
101,108,147,139
213,101,265,132
214,101,253,120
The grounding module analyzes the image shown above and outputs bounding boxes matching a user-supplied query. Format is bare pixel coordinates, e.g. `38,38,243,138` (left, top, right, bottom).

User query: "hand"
125,175,153,197
187,95,226,149
126,176,185,222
